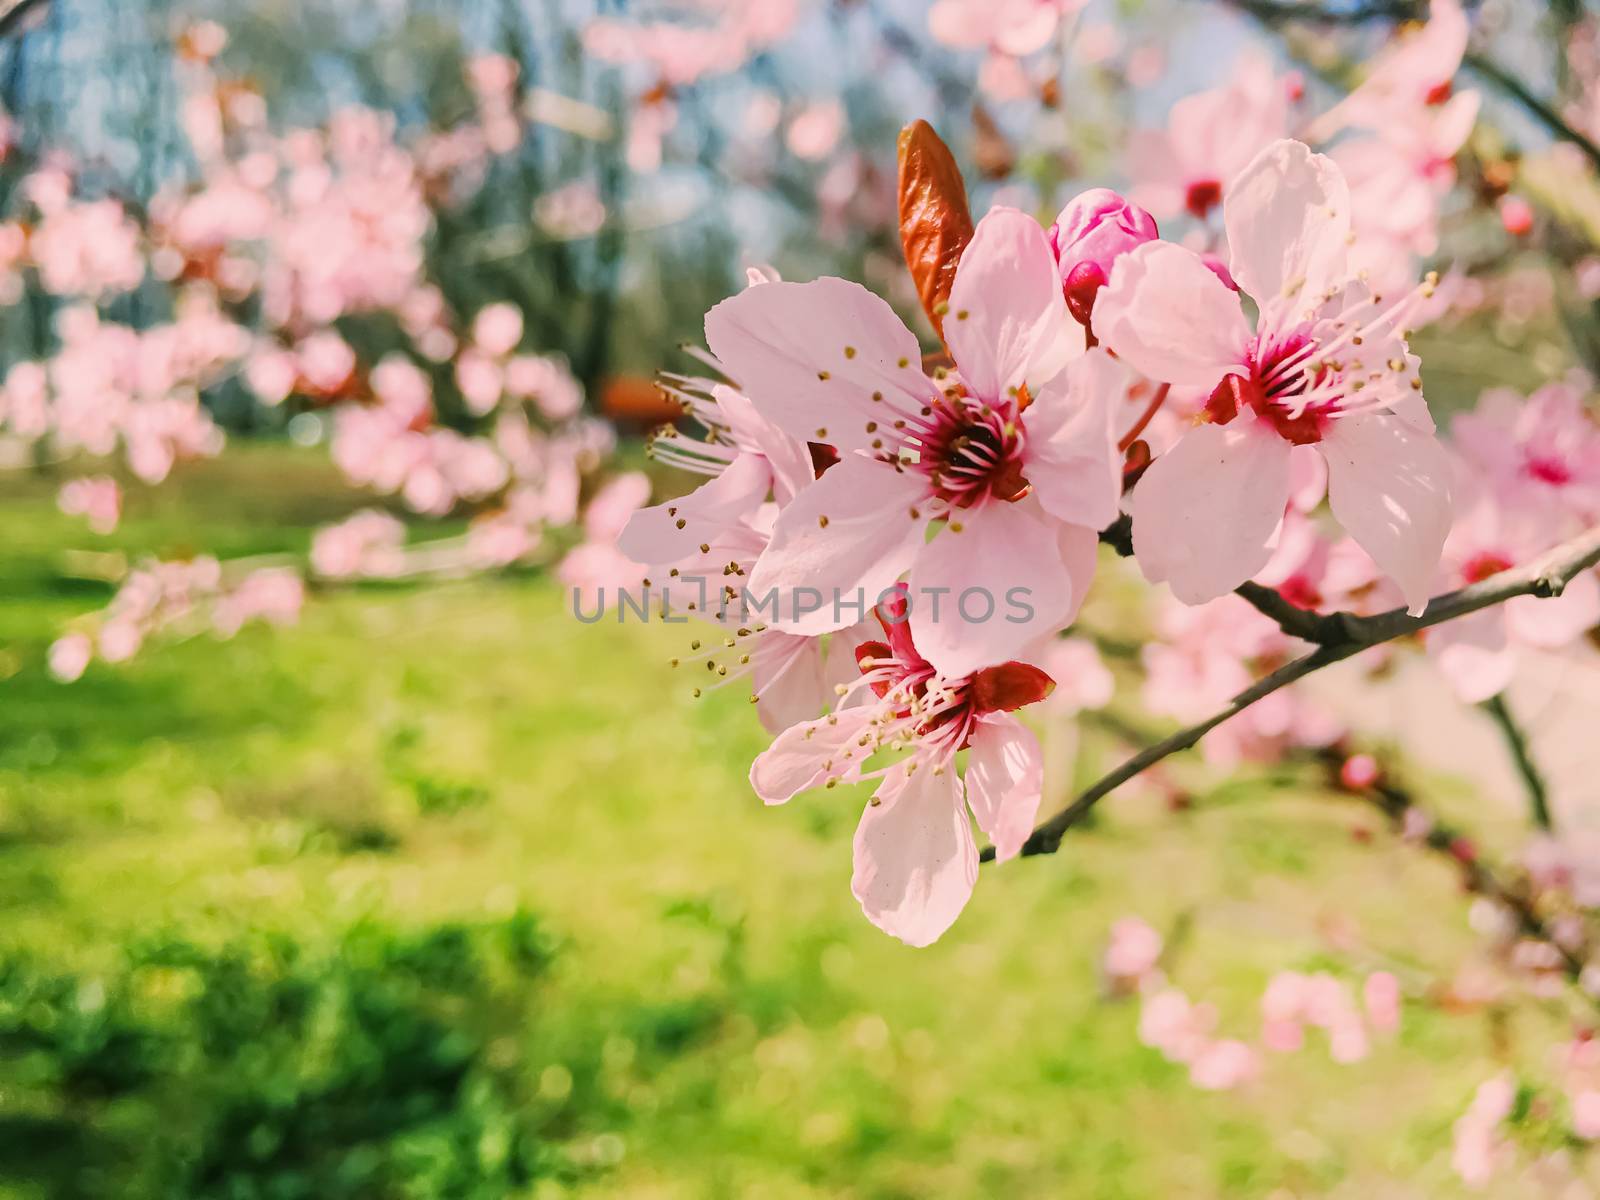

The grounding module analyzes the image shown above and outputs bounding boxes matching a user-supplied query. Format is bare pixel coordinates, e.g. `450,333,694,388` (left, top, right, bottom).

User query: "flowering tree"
12,0,1600,1186
605,0,1600,1186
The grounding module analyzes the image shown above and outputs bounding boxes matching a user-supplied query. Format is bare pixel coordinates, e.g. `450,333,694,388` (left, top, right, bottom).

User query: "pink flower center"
1185,179,1223,220
1463,552,1513,584
854,632,1053,748
918,397,1029,507
1525,454,1573,485
1203,279,1436,445
1277,574,1324,611
1205,336,1333,445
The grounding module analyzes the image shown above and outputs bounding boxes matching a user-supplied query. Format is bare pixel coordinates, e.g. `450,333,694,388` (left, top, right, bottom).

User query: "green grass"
0,444,1565,1198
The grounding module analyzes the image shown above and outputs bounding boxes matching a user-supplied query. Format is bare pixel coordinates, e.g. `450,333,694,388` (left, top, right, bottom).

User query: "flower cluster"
625,131,1472,944
48,558,304,682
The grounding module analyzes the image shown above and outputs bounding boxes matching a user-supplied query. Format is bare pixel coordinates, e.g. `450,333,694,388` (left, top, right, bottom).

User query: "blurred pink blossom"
57,476,121,534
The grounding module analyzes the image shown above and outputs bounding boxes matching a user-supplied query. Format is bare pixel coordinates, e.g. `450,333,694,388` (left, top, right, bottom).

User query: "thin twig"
1218,0,1424,24
1118,383,1171,453
1224,0,1600,172
989,521,1600,861
1312,748,1589,987
1481,692,1554,831
1463,52,1600,174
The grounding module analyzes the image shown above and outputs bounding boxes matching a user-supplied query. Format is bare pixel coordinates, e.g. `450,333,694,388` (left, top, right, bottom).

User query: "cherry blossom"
57,476,121,535
618,368,867,734
1452,379,1600,526
1428,489,1600,701
1307,0,1470,141
1124,49,1291,223
1452,1073,1515,1187
928,0,1082,58
1095,139,1453,614
310,510,408,580
708,207,1124,676
749,589,1054,945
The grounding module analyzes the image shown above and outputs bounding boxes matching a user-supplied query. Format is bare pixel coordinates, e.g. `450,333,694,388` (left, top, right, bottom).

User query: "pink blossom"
584,22,736,87
1452,380,1600,524
212,568,304,636
1524,832,1600,909
471,302,524,357
708,207,1123,677
1452,1073,1515,1188
468,511,541,570
99,619,145,664
1141,590,1340,765
1574,1090,1600,1140
1096,139,1453,614
749,591,1053,945
556,472,652,597
1339,753,1381,790
1124,50,1290,222
244,344,298,405
1497,195,1533,237
1103,917,1163,985
1189,1039,1260,1090
310,509,407,579
455,350,504,416
57,476,121,534
928,0,1082,58
295,331,356,396
1427,488,1600,701
1138,988,1216,1063
535,181,607,240
1037,636,1113,713
1309,0,1470,139
786,100,845,161
48,633,92,682
30,196,144,298
619,376,863,734
503,354,583,421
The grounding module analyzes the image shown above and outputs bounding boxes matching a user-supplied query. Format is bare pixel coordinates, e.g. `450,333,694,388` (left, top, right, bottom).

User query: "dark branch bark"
987,522,1600,862
1482,693,1554,831
1322,747,1590,986
1463,52,1600,175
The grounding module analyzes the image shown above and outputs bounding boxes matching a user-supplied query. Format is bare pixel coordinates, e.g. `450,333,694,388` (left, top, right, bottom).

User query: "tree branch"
1481,692,1554,831
1218,0,1424,25
1463,51,1600,175
1314,748,1590,987
989,521,1600,862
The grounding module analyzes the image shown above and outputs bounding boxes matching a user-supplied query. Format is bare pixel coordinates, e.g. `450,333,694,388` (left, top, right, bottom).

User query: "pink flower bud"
1499,196,1534,237
1363,970,1401,1033
1062,261,1106,327
1050,188,1158,323
1339,753,1380,791
1574,1090,1600,1139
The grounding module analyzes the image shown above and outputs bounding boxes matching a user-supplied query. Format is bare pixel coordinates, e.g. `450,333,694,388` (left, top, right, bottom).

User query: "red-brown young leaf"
897,119,975,343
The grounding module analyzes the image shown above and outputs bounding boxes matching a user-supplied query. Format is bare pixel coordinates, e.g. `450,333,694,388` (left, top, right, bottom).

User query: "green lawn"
0,444,1563,1198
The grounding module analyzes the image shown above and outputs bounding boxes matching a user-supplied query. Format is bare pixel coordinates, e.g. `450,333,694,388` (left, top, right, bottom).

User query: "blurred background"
1,0,1599,1196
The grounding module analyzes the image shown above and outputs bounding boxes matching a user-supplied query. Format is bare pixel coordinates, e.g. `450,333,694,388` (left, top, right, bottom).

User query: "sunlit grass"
0,444,1551,1198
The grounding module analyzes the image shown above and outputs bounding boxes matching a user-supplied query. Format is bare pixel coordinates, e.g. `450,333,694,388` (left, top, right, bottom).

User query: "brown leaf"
897,120,974,343
970,104,1016,181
